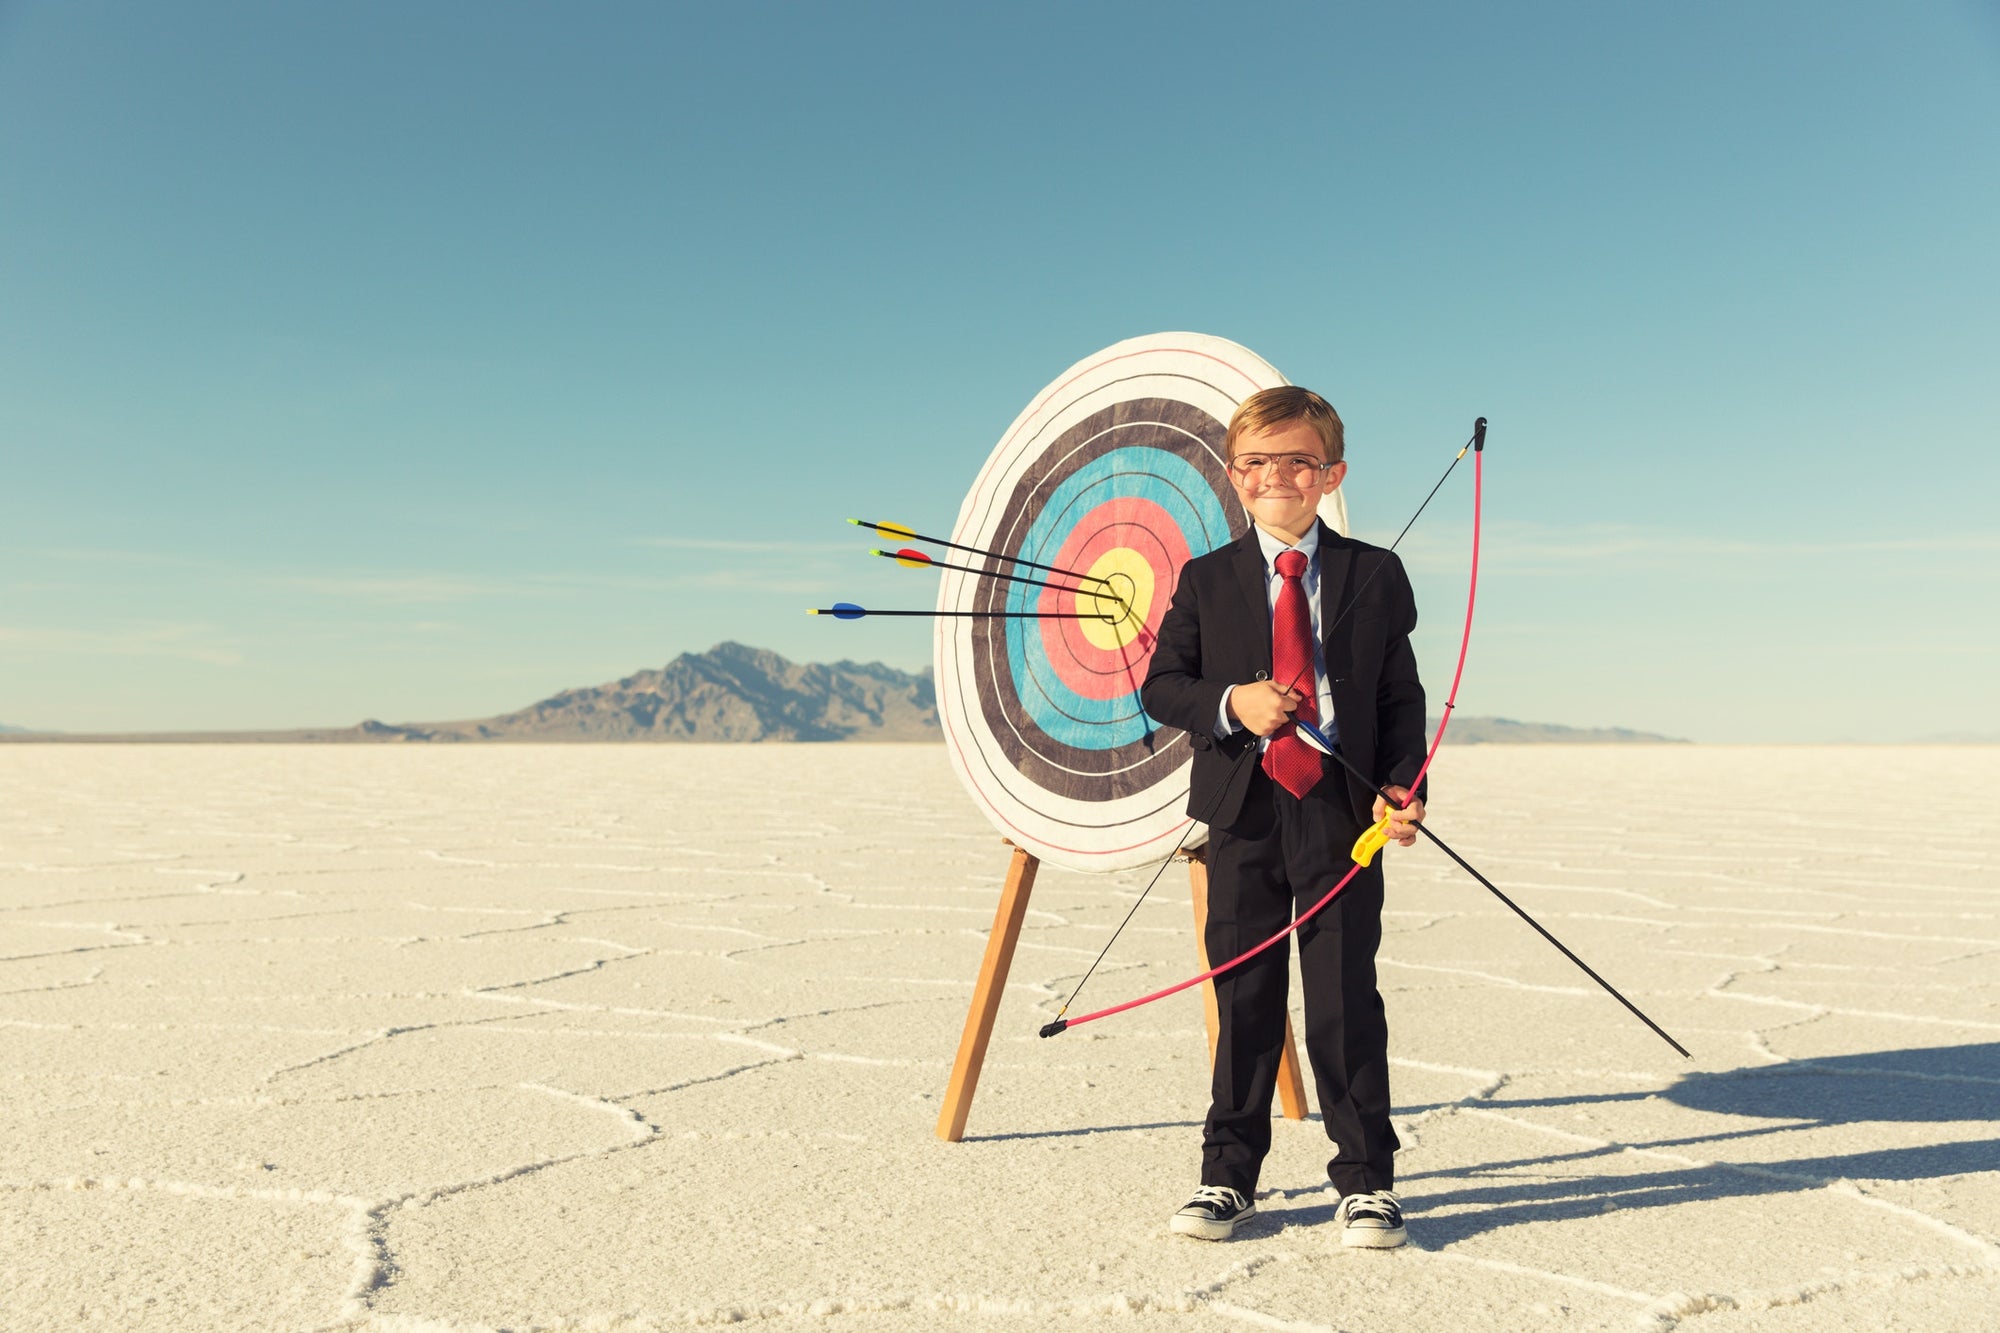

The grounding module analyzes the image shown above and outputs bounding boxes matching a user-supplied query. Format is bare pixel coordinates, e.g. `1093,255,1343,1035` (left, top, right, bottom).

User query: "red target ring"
1035,498,1189,702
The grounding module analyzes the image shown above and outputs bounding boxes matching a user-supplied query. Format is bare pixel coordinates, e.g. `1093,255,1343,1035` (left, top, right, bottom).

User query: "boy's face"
1228,418,1347,543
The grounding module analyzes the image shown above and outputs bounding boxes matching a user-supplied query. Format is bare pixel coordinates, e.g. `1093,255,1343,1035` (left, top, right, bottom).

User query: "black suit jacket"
1140,520,1429,834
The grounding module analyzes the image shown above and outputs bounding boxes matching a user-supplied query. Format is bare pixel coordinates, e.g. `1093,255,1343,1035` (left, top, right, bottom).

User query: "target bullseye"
1036,501,1188,703
1076,558,1148,649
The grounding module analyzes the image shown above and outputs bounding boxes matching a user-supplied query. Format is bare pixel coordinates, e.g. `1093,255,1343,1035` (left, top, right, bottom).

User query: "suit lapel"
1229,530,1272,674
1316,519,1357,684
1316,521,1355,647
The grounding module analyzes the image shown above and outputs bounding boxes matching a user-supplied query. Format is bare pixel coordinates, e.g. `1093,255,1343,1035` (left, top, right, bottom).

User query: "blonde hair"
1224,386,1345,464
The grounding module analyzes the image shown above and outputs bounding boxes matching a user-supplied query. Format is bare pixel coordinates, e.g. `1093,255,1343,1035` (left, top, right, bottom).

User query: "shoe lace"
1342,1189,1402,1220
1189,1185,1247,1211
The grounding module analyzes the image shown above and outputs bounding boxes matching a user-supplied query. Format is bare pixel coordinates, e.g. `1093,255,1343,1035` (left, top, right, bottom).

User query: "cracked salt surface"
1,743,1996,1331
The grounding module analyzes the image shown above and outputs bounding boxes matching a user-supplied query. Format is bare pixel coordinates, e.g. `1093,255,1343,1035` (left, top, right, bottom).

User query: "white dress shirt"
1215,523,1338,750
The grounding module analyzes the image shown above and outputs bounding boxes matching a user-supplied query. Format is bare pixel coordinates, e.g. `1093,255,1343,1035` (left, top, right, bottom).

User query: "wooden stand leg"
936,843,1040,1142
1277,1013,1310,1120
1184,847,1308,1121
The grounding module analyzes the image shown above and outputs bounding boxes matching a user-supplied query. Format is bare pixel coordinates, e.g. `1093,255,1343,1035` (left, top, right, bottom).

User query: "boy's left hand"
1371,786,1425,847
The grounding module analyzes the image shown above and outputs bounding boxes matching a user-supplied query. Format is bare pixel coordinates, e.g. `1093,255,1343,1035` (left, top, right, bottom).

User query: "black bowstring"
1049,427,1479,1023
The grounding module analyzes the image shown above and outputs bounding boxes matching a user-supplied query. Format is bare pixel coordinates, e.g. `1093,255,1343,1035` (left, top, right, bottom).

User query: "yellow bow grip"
1351,812,1396,867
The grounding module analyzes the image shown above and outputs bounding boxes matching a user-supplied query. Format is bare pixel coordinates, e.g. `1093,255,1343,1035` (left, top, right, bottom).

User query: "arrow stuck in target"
810,602,1117,622
848,518,1119,591
868,548,1129,613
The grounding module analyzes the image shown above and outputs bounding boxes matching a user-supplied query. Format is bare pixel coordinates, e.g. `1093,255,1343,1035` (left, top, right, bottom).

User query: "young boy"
1140,385,1428,1249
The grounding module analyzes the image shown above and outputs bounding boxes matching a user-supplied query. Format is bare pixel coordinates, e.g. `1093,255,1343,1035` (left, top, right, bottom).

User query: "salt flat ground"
1,744,1996,1333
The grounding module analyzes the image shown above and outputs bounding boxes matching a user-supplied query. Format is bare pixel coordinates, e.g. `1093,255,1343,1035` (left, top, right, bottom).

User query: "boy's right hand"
1226,680,1301,737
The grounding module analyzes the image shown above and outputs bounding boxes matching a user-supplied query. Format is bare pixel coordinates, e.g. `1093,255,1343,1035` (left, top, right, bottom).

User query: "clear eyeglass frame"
1228,454,1334,484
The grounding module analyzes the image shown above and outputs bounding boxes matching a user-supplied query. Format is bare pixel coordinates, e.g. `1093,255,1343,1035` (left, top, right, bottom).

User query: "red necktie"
1262,548,1323,799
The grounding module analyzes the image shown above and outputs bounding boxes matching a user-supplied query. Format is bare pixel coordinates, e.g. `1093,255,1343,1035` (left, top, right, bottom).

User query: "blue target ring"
1004,446,1232,748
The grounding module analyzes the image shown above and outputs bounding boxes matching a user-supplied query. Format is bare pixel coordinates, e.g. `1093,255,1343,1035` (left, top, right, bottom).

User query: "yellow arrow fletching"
874,521,916,541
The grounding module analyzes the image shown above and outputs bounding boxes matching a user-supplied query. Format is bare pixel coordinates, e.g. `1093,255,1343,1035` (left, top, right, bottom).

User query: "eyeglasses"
1228,454,1335,484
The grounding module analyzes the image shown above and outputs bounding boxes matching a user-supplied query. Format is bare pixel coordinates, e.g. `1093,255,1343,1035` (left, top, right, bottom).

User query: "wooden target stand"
935,841,1308,1142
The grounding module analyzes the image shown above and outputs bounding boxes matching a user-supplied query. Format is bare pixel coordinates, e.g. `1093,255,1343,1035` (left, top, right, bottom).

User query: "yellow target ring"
1077,548,1154,650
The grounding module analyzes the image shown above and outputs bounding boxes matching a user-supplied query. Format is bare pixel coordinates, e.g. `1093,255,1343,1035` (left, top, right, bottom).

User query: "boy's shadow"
1288,1042,2000,1243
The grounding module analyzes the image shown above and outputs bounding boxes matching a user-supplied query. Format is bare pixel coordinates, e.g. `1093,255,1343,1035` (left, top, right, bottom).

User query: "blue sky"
3,1,1996,741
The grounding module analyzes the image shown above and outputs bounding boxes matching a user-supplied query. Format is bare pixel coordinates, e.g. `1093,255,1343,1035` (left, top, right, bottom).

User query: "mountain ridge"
2,643,1688,743
447,641,938,742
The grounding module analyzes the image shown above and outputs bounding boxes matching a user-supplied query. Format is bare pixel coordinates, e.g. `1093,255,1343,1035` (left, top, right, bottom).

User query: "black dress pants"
1199,767,1398,1197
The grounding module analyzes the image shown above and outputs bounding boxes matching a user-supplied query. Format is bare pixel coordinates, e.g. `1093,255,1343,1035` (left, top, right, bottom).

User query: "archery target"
936,332,1348,873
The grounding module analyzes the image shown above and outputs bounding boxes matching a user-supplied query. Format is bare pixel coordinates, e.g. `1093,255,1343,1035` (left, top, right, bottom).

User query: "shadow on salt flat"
1511,1042,2000,1125
1390,1043,2000,1246
1668,1043,2000,1123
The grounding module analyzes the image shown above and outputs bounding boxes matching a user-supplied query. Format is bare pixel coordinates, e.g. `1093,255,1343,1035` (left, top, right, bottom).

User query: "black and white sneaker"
1170,1185,1255,1240
1335,1189,1406,1249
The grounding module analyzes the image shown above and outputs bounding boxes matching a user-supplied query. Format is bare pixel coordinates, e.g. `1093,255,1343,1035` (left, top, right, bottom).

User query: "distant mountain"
1436,716,1685,744
426,641,938,742
0,723,44,734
